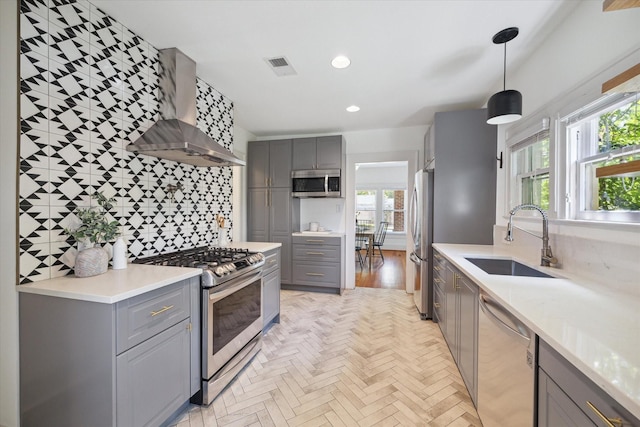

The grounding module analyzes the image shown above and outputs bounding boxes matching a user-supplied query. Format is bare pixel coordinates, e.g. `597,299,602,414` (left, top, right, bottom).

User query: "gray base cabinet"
290,235,342,293
433,249,478,405
537,339,639,427
19,277,200,427
262,246,281,330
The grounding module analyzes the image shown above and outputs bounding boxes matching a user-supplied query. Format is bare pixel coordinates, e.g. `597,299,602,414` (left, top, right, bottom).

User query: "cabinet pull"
453,274,460,290
306,272,324,277
306,239,325,243
434,302,440,308
268,259,277,265
306,251,324,255
434,278,443,284
434,266,441,271
586,401,624,427
150,305,174,317
434,253,441,259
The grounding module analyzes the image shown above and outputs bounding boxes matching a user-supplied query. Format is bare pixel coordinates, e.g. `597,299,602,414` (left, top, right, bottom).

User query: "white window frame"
505,118,555,218
562,92,640,223
356,185,407,234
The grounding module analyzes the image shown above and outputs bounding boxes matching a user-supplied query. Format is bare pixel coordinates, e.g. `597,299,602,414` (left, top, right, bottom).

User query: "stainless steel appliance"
134,246,265,405
409,168,434,320
291,169,341,198
477,290,535,427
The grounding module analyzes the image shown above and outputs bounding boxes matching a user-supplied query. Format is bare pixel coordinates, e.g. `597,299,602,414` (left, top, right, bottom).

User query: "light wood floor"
355,250,406,290
169,288,481,427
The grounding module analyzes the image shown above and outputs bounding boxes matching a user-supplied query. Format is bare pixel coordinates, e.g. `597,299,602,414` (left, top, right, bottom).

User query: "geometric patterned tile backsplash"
19,0,235,283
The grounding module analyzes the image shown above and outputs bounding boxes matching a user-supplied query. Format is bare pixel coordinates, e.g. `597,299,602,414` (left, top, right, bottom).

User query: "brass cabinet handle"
434,302,441,308
150,305,174,317
306,251,324,255
268,259,277,265
586,401,624,427
434,278,443,284
453,274,460,290
434,253,441,259
434,266,441,271
306,272,324,277
306,239,325,243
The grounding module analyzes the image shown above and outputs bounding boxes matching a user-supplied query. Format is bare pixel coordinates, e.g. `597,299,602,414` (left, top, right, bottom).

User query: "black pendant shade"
487,89,522,125
487,27,522,125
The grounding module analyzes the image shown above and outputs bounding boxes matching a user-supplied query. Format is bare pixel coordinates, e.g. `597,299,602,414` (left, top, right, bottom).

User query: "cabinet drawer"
433,282,444,323
292,235,340,246
263,249,280,275
292,244,340,262
292,262,340,288
116,280,190,354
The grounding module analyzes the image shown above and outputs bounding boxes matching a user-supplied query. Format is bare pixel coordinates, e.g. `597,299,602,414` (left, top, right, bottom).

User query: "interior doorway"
354,161,408,290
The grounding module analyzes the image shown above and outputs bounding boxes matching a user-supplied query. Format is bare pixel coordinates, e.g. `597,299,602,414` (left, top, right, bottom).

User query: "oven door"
203,269,263,380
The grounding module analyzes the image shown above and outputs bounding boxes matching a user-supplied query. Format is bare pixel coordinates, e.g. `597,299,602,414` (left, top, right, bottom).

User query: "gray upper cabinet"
247,139,292,188
292,135,343,170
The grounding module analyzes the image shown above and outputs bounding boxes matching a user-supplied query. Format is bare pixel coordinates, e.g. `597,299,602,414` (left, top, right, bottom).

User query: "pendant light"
487,27,522,125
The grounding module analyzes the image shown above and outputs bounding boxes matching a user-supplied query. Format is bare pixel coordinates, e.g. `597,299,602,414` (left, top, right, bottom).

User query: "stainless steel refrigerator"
410,108,497,320
410,169,434,320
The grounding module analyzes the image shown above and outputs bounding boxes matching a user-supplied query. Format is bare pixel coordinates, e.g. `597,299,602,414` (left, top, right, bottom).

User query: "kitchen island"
433,243,640,423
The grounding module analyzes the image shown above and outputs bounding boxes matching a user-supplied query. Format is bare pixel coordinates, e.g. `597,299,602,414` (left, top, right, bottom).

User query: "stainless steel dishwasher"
477,290,536,427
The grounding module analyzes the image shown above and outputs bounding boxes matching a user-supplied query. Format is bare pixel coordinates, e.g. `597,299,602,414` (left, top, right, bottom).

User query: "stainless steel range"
134,246,265,405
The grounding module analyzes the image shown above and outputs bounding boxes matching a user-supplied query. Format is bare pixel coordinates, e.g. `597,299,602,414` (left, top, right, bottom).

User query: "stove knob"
227,263,236,271
214,266,226,276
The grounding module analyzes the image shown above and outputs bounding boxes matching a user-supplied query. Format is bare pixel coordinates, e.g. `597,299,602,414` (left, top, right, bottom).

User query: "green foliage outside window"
596,99,640,211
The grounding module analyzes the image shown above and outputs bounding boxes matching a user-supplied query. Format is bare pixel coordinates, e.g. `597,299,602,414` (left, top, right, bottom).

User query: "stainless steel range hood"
126,48,245,167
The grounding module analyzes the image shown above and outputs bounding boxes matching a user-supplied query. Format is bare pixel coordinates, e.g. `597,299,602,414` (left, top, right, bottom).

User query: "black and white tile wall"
19,0,236,283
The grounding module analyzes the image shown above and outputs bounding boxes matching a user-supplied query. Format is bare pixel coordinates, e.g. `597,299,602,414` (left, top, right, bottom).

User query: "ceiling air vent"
265,56,297,77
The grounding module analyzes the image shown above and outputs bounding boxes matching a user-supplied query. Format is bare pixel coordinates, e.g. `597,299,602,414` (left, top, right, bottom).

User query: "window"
566,93,640,221
383,190,406,232
356,189,407,232
356,190,376,223
509,129,551,211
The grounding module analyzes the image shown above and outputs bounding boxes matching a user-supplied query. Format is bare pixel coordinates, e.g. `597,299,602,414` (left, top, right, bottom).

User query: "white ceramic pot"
309,222,319,232
112,236,127,270
75,245,108,277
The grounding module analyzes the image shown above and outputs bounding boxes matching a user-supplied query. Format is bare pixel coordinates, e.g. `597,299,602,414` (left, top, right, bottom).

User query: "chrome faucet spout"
506,204,557,267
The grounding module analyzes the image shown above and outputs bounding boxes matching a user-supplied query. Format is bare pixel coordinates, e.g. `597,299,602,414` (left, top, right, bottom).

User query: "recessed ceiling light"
346,105,360,112
331,55,351,69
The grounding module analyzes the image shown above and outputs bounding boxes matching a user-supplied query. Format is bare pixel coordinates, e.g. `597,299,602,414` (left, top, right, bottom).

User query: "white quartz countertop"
227,241,282,252
433,243,640,420
16,264,202,304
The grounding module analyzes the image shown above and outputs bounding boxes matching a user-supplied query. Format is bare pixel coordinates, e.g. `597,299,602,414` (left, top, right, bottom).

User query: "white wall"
0,1,19,425
231,125,255,243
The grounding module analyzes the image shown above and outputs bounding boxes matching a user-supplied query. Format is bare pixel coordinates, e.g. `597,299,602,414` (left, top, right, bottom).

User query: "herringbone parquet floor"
169,288,482,427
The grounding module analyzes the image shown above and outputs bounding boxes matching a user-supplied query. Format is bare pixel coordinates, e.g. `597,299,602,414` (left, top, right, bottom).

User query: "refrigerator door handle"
409,251,421,265
409,186,419,247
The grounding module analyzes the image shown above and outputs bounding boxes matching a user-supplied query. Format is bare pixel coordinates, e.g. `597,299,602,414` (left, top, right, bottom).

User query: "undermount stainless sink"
465,257,556,278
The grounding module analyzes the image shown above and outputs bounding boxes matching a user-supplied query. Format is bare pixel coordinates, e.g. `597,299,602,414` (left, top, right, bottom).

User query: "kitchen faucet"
506,204,558,267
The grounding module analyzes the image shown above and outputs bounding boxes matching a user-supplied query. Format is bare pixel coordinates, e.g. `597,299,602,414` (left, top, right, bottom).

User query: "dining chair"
366,221,390,264
355,221,369,269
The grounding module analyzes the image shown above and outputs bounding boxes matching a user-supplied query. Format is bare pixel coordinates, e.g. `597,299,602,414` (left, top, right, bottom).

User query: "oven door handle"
209,270,262,303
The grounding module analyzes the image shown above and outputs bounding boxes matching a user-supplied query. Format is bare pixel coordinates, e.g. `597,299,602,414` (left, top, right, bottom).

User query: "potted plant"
64,191,120,277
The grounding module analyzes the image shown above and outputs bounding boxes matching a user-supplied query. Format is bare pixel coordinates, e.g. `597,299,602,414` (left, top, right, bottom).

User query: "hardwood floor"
168,287,481,427
356,250,406,290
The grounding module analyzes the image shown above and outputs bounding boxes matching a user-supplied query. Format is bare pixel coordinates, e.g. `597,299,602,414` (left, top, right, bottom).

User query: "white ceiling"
93,0,575,137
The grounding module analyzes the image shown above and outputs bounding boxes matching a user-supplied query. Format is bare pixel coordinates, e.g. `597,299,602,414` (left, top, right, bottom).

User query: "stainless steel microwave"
291,169,341,198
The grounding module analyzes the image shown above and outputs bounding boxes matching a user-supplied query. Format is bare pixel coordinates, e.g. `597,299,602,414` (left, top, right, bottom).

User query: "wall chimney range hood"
126,48,245,167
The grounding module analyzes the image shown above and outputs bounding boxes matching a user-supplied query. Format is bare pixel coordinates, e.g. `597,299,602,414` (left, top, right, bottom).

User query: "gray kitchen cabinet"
432,250,446,323
292,135,343,170
262,246,281,330
247,139,292,188
537,339,640,427
434,249,478,405
248,140,299,285
19,277,200,427
289,235,342,293
247,187,298,284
